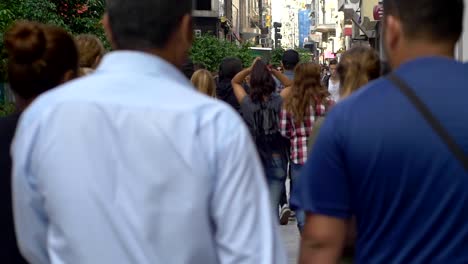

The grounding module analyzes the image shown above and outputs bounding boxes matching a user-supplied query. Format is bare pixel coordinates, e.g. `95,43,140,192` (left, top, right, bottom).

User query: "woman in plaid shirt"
279,63,334,233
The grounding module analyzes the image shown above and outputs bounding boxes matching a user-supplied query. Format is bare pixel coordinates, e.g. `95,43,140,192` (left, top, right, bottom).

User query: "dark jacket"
0,113,27,263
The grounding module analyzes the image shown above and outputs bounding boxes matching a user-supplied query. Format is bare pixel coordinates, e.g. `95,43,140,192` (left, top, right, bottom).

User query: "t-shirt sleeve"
296,109,352,219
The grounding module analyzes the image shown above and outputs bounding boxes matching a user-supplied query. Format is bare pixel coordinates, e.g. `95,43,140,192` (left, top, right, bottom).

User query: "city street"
280,220,300,264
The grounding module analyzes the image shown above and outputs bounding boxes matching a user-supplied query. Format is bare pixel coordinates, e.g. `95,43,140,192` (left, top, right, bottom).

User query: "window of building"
196,0,211,10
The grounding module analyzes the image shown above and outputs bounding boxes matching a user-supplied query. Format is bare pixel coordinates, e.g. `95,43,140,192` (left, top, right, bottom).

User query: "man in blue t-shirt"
296,0,468,263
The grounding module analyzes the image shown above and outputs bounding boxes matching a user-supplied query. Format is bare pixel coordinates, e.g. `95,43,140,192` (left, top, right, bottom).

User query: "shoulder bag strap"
387,73,468,171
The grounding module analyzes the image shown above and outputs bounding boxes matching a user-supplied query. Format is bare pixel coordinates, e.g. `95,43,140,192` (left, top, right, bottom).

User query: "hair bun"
5,21,47,64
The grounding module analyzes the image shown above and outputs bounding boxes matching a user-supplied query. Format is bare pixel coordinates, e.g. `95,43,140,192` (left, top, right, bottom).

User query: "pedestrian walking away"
296,0,468,263
232,57,292,221
1,21,79,263
280,62,334,233
11,1,287,263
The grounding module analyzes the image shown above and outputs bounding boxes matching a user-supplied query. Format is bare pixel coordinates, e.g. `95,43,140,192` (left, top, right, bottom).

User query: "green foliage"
296,48,312,63
0,101,15,117
190,35,254,72
234,43,255,69
0,0,108,82
270,48,285,67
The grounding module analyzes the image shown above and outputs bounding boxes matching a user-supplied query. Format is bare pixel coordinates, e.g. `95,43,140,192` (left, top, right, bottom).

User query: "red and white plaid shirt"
280,100,334,165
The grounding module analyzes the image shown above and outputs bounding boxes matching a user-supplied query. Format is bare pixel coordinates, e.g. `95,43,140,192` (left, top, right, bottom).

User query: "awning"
343,9,377,39
325,51,336,59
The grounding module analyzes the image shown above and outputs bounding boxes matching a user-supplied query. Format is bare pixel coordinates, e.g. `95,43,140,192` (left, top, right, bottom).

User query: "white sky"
271,0,284,24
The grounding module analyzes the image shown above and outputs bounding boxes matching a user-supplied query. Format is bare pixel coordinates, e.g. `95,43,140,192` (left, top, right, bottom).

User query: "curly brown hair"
284,63,329,124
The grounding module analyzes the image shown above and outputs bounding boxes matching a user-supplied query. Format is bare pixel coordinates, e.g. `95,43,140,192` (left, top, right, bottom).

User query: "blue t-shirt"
296,57,468,263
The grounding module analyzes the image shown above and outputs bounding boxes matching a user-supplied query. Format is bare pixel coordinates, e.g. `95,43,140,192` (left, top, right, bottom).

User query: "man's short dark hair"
181,59,194,79
329,59,338,66
106,0,193,50
384,0,464,43
218,57,243,81
282,50,300,70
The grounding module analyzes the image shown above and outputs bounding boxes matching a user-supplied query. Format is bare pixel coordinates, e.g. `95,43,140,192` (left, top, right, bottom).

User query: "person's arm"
280,86,292,98
211,111,287,264
11,116,50,264
271,68,293,88
231,68,251,103
300,214,347,264
295,108,352,264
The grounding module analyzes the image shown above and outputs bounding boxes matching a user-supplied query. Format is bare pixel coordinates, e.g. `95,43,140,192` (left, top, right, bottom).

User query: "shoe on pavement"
290,210,296,218
279,205,291,225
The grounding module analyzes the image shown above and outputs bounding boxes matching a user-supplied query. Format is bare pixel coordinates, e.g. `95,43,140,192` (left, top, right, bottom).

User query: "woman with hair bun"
0,21,78,263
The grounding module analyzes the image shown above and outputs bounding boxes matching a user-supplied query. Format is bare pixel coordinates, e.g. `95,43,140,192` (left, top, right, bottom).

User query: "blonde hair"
75,34,105,70
284,63,329,124
337,46,381,99
191,69,216,98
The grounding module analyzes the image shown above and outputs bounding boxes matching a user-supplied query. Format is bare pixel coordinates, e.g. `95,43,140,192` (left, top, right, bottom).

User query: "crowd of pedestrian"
1,0,467,263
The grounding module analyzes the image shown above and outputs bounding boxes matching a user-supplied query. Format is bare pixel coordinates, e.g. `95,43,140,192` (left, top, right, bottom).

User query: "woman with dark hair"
0,21,79,263
231,57,292,219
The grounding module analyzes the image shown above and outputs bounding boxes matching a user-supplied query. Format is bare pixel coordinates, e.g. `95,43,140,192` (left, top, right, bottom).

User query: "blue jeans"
291,163,305,233
264,155,287,221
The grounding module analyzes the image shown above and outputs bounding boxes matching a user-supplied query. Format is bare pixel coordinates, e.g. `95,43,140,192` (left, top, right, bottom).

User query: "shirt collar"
96,50,190,86
395,56,460,73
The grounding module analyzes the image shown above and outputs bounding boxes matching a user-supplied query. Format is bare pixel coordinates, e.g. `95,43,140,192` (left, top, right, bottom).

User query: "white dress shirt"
12,51,287,264
328,79,341,103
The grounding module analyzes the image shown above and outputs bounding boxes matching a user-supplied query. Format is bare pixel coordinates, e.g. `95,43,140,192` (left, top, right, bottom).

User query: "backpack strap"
387,73,468,171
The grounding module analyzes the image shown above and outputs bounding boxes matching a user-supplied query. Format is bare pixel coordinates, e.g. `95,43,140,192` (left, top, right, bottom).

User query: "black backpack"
252,102,288,163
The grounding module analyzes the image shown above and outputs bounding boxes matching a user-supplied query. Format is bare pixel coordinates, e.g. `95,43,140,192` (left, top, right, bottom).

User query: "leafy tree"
0,101,14,117
296,48,312,63
0,0,107,82
0,0,107,114
190,35,254,72
270,47,285,67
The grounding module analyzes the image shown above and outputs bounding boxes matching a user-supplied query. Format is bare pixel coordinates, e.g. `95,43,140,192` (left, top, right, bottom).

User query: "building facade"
193,0,222,37
193,0,269,46
299,8,312,48
338,0,381,51
273,0,307,49
222,0,274,47
310,0,344,63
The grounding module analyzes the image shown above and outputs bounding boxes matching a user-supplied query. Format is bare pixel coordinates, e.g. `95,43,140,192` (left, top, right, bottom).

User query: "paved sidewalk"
280,220,300,264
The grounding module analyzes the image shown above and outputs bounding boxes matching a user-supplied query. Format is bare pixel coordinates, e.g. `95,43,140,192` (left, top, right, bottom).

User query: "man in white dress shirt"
11,1,287,263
